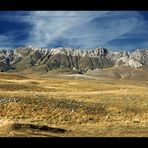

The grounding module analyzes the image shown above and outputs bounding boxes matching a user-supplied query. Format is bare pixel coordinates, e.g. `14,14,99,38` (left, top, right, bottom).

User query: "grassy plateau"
0,71,148,137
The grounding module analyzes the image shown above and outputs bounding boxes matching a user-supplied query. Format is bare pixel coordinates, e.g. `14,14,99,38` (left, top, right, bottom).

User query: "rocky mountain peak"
0,46,148,72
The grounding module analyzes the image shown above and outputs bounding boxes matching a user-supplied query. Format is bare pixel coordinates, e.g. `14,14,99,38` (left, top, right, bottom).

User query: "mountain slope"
0,46,148,73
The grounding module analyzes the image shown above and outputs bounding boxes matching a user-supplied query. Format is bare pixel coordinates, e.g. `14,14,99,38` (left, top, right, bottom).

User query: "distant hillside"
0,46,148,73
86,66,148,81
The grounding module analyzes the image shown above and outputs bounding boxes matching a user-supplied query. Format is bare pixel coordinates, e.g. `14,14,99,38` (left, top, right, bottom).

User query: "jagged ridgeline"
0,46,148,73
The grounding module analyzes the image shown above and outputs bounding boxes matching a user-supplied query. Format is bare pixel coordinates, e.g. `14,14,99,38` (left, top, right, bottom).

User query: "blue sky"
0,11,148,51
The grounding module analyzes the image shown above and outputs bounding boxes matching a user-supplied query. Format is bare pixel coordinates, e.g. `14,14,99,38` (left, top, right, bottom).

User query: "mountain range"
0,46,148,73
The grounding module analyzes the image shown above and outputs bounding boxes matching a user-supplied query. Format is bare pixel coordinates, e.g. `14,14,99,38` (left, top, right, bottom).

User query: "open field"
0,72,148,137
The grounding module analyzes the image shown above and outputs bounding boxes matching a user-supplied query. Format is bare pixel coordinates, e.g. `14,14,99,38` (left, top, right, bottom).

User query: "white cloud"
24,11,145,49
25,11,109,47
56,11,144,49
0,11,147,50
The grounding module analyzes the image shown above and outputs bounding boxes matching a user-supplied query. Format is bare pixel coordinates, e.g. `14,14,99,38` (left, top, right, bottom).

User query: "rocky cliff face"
0,46,148,72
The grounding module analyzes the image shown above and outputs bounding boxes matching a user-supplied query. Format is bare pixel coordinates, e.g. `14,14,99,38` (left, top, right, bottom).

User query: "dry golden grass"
0,72,148,137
